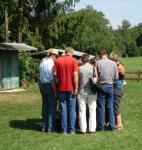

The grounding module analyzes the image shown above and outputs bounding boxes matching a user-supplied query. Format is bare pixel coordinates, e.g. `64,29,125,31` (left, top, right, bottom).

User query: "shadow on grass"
9,119,86,134
9,118,42,131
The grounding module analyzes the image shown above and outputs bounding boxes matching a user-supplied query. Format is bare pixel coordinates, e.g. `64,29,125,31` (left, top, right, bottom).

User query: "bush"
19,53,39,85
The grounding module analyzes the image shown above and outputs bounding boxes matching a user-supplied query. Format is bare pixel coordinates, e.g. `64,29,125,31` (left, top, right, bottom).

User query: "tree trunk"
4,1,8,42
18,0,23,43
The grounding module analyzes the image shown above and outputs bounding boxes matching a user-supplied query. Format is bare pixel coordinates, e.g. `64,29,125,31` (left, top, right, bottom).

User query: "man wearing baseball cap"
39,49,58,132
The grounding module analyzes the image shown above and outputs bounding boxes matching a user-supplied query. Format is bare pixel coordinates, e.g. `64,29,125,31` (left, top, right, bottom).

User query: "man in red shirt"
54,47,79,134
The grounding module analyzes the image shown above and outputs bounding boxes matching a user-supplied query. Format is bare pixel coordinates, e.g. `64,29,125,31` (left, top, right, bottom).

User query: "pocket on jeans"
106,87,114,95
70,94,76,101
99,85,113,95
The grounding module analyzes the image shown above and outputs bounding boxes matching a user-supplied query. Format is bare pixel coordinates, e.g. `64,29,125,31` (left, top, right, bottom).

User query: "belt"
41,82,51,84
40,80,51,84
98,82,113,85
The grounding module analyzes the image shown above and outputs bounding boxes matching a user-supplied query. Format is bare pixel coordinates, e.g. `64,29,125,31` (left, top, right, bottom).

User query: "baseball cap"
49,49,59,56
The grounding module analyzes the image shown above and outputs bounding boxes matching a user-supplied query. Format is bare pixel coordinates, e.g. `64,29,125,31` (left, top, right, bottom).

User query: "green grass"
0,57,142,150
121,57,142,70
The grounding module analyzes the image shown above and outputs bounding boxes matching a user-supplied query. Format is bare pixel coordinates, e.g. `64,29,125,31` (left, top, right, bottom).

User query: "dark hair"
81,53,90,63
98,49,107,56
90,56,98,65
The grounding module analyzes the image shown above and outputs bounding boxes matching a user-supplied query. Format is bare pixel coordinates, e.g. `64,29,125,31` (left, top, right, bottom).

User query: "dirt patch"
0,89,26,93
0,93,41,103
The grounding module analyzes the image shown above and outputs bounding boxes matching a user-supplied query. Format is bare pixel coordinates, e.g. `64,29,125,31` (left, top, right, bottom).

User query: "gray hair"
65,47,74,54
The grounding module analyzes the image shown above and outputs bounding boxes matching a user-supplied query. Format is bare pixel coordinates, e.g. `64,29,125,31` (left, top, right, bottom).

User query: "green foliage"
47,7,117,54
19,53,39,82
114,20,142,57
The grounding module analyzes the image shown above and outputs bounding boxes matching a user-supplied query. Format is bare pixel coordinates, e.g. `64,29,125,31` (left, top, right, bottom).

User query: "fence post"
138,70,140,82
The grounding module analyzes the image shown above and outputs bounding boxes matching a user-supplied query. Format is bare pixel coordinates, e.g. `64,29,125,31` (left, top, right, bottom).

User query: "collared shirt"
96,55,118,84
39,58,54,83
79,63,93,95
54,55,78,91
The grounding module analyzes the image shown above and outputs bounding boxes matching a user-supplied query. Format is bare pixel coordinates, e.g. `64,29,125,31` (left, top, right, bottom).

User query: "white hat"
49,49,59,56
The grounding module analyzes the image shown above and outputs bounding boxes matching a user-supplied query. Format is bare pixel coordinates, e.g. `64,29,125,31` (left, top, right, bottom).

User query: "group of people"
38,47,125,134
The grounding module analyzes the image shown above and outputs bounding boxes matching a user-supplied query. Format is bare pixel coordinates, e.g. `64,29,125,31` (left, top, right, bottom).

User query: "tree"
46,6,117,54
115,20,139,57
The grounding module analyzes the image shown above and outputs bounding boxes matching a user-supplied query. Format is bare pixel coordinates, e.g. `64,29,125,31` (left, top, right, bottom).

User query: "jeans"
59,91,76,133
40,83,56,132
97,84,115,130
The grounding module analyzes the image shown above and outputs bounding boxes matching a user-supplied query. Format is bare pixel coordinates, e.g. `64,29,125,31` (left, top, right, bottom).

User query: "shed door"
11,51,19,88
3,52,12,89
2,51,19,90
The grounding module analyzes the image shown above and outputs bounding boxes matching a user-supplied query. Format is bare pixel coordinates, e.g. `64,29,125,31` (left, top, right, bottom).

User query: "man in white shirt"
39,49,58,132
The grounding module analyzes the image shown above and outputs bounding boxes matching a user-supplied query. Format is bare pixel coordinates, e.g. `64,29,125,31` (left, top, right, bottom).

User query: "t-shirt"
39,58,54,83
79,63,94,95
96,56,118,84
54,55,78,91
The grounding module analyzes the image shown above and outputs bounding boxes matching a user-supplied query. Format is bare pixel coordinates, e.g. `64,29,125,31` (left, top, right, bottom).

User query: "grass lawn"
0,57,142,150
121,57,142,70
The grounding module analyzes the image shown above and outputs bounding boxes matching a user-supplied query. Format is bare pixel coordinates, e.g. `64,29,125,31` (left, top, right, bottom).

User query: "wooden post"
18,0,23,43
138,70,140,82
4,1,8,42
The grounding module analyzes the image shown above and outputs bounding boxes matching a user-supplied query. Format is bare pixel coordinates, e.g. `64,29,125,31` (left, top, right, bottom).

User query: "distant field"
0,57,142,150
121,57,142,70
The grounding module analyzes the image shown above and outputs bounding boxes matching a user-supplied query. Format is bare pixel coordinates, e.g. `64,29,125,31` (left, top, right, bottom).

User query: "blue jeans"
97,84,115,130
59,92,76,133
40,83,56,132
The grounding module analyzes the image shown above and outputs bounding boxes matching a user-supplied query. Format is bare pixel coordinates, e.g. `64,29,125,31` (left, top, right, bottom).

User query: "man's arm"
73,71,79,95
114,64,119,84
72,59,79,94
51,79,57,99
51,64,57,99
93,66,98,80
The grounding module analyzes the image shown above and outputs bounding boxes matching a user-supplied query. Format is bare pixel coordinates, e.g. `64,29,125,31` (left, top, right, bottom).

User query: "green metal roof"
0,43,37,51
46,48,94,59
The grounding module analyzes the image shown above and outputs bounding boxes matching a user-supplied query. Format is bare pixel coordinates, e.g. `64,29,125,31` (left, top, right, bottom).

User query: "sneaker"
106,126,116,131
109,128,116,132
89,131,95,134
96,128,104,132
61,131,67,135
69,132,75,135
79,131,86,134
42,128,46,132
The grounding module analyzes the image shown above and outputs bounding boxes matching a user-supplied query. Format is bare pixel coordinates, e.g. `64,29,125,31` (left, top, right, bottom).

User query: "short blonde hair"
109,52,119,62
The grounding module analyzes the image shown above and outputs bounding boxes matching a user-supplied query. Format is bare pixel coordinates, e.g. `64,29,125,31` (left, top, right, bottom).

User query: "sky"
74,0,142,29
